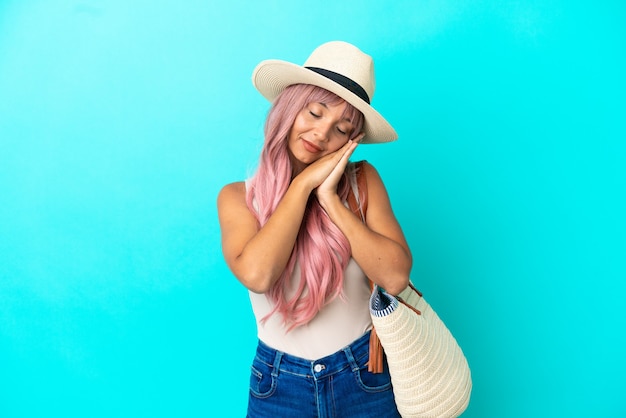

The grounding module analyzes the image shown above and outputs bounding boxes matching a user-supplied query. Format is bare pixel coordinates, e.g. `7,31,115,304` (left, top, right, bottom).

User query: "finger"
343,140,358,160
353,132,365,144
333,140,358,172
340,138,355,152
323,140,353,165
339,139,358,158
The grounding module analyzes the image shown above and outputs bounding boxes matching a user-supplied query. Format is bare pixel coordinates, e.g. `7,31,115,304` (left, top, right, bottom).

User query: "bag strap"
347,161,368,219
346,161,386,373
397,282,423,316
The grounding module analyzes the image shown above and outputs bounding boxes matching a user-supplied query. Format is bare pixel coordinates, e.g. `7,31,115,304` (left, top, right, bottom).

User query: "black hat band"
305,66,370,104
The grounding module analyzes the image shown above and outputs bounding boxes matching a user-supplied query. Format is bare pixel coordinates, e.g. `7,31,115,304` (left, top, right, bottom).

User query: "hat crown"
303,41,375,102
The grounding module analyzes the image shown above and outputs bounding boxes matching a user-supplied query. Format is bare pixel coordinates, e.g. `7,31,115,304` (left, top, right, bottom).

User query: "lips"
302,139,323,153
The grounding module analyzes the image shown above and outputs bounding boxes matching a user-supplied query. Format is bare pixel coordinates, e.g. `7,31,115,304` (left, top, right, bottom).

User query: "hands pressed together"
298,133,364,209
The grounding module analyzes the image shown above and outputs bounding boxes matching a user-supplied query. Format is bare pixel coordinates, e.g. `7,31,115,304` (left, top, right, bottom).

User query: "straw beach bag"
347,161,472,417
369,284,472,417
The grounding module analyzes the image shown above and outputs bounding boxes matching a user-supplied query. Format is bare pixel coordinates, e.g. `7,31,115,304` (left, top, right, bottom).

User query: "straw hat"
252,41,398,144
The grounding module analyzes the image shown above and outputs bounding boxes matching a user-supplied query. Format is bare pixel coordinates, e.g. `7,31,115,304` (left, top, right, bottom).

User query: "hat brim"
252,59,398,144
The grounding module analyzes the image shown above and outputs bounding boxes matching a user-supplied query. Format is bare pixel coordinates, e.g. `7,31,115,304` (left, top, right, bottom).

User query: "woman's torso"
248,258,372,360
245,167,372,360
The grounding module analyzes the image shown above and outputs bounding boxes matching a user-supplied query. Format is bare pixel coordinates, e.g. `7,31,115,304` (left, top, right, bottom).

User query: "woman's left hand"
315,133,363,204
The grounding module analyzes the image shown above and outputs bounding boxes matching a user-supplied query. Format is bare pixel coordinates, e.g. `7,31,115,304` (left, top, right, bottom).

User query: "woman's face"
288,100,356,172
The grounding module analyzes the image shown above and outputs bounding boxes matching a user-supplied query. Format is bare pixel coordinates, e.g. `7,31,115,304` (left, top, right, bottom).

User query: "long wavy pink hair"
246,83,365,329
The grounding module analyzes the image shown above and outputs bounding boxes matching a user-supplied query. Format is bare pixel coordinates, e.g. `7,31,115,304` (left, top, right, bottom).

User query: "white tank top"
246,167,372,360
248,258,372,360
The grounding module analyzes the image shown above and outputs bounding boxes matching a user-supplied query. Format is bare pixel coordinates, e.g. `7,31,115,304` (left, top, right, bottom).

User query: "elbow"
382,257,412,296
238,269,277,294
384,274,410,296
384,247,412,296
367,252,412,296
231,255,280,294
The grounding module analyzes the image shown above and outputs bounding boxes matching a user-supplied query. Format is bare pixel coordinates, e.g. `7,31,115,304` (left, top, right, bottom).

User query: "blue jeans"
246,331,400,418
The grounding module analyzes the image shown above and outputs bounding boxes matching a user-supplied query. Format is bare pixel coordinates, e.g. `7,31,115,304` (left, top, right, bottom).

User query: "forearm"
320,195,412,295
234,178,312,293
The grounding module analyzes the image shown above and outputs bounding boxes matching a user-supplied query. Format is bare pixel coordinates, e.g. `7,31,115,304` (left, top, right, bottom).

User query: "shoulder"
217,181,259,230
353,160,385,186
217,181,247,209
357,161,392,212
219,181,246,196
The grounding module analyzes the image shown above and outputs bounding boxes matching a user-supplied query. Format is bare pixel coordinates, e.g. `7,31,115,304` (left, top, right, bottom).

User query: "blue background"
1,1,624,417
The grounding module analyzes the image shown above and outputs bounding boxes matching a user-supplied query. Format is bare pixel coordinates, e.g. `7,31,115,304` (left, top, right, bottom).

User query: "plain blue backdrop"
1,1,624,417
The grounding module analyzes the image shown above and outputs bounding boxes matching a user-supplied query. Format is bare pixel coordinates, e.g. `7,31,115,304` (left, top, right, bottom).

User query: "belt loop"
343,345,359,372
271,349,283,378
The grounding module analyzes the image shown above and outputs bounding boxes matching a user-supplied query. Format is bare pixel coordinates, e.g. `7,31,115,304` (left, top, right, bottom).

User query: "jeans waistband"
255,331,371,379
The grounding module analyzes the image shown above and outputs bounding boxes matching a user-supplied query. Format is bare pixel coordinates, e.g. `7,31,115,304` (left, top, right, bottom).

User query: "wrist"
317,192,342,214
290,174,316,196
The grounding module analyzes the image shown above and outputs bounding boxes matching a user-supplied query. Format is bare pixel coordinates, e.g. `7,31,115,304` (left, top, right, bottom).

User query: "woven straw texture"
370,285,472,418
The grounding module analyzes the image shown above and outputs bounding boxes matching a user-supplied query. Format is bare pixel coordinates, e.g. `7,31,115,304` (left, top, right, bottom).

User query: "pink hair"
246,84,365,329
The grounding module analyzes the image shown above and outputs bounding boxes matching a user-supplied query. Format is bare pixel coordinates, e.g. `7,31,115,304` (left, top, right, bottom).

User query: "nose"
313,121,332,142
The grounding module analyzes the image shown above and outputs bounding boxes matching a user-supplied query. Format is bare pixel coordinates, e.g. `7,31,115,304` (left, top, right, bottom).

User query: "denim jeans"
246,331,400,418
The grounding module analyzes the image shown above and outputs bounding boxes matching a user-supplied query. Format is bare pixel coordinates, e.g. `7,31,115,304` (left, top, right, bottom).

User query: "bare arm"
217,140,359,293
217,178,311,293
316,162,412,295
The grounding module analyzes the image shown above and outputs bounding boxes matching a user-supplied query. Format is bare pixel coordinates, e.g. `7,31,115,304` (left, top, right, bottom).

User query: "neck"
288,151,307,179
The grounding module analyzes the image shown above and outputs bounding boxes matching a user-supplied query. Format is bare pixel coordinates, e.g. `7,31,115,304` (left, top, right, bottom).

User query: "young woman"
218,41,412,417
